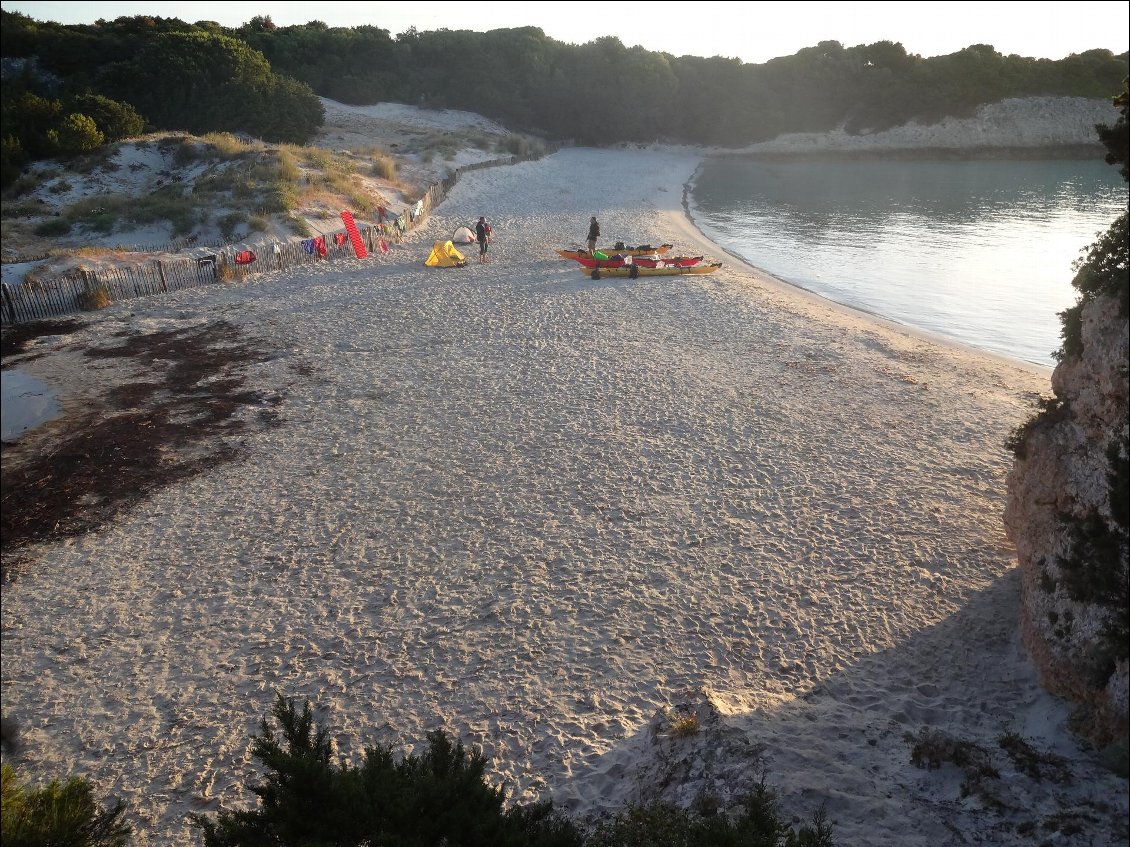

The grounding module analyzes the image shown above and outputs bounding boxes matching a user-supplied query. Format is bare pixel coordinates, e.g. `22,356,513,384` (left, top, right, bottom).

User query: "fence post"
156,261,168,292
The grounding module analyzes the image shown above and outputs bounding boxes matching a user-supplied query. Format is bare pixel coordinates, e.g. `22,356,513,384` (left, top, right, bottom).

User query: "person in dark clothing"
475,216,489,263
587,217,600,254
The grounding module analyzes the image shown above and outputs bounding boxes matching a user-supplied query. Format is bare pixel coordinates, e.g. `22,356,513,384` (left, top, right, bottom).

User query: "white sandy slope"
2,146,1127,845
1,96,513,271
734,96,1113,153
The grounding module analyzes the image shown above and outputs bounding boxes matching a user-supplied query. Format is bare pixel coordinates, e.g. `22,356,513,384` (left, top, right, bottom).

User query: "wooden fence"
1,144,560,326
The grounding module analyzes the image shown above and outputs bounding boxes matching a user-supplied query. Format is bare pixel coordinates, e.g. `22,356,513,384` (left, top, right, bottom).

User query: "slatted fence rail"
1,143,560,326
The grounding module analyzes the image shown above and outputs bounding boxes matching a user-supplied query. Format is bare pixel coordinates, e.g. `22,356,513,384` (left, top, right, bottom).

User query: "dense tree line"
0,12,324,186
1,9,1127,186
236,18,1126,144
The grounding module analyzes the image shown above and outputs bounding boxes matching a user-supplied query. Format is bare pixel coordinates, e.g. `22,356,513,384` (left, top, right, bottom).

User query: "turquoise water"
689,158,1128,367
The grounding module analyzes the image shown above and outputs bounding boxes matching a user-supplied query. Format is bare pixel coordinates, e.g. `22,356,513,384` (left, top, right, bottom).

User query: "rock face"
742,96,1111,154
1005,290,1129,745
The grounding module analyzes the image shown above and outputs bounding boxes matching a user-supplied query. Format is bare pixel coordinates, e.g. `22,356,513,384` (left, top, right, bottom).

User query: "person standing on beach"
587,216,600,254
476,216,490,263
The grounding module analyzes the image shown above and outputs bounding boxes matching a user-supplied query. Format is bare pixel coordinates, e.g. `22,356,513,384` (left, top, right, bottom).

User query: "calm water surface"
689,158,1127,367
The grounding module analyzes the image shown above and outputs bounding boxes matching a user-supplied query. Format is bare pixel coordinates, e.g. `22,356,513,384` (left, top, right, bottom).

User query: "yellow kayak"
580,262,722,277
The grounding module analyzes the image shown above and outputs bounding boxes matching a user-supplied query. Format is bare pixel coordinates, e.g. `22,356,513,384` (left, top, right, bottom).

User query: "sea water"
688,157,1128,367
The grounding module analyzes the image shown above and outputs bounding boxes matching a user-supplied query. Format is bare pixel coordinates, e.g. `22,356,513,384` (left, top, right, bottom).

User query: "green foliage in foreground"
193,694,836,847
0,763,131,847
586,789,833,847
192,695,581,847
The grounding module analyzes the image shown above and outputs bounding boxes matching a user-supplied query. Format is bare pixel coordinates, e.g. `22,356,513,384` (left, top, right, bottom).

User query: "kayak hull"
580,262,723,277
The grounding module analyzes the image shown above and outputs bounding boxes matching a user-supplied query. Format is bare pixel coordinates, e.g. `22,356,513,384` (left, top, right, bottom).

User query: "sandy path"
2,147,1125,845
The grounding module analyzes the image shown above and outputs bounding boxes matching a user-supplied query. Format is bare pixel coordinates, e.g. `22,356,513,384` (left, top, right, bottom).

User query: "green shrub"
0,763,131,847
1100,737,1129,777
35,217,72,236
669,708,701,738
200,132,256,159
248,214,268,232
276,149,300,183
68,145,117,175
324,170,352,194
10,175,38,197
66,94,145,142
190,173,227,196
345,188,373,214
504,135,531,157
287,215,311,236
1005,395,1068,458
87,212,116,234
1055,302,1085,361
52,113,105,156
371,154,397,180
998,732,1071,783
1,135,29,190
2,200,46,219
193,695,837,847
248,158,278,184
587,784,834,847
218,211,245,239
1058,509,1126,607
192,695,582,847
127,186,195,233
266,185,298,213
303,148,333,171
231,175,256,201
172,138,201,167
77,284,112,311
905,727,999,801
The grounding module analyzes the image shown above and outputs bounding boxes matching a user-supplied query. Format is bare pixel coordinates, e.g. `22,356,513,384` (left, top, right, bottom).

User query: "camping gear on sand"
632,255,704,268
452,225,477,244
568,253,704,270
340,210,369,258
556,244,672,261
424,240,468,268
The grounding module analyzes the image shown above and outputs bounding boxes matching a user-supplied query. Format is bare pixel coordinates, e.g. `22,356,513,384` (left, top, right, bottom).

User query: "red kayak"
571,253,629,269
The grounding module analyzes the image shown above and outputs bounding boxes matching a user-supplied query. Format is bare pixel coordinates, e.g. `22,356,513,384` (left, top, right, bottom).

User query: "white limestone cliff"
1005,290,1129,746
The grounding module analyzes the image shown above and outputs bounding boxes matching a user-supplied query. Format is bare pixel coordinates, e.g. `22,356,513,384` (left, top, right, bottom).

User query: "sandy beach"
2,145,1126,844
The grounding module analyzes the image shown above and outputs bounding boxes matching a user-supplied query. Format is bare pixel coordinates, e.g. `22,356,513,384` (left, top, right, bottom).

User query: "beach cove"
2,146,1126,844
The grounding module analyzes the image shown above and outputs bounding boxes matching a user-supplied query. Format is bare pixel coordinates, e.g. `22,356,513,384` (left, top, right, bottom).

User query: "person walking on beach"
587,216,600,254
475,216,490,263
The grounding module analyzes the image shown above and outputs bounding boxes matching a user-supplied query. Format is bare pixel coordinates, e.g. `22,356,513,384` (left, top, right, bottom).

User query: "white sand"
2,146,1126,844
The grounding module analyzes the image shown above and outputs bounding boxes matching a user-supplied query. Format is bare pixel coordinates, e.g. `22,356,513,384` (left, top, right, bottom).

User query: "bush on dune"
192,695,836,847
0,763,131,847
191,694,582,847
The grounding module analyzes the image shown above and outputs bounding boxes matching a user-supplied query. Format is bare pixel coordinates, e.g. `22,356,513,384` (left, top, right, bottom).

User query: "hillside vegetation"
2,9,1127,187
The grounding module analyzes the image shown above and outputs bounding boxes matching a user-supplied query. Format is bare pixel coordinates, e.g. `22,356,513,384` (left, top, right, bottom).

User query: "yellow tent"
423,240,467,268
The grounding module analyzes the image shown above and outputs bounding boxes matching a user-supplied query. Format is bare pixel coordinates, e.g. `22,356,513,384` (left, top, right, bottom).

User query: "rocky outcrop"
1005,290,1129,746
738,97,1111,154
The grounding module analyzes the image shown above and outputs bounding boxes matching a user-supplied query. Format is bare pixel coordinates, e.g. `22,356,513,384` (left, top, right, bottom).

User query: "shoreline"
702,143,1105,163
676,161,1053,380
4,146,1123,845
